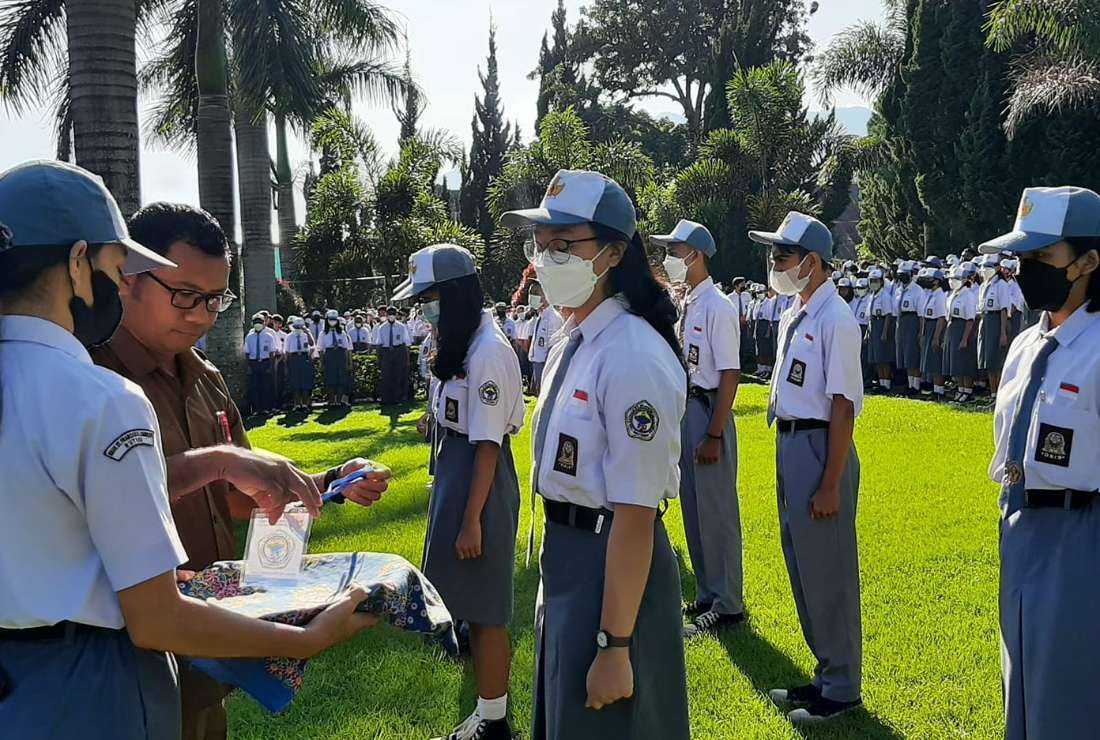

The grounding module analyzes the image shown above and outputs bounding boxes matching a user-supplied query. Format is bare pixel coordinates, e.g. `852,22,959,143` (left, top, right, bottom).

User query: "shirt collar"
686,276,714,304
793,279,837,319
1039,304,1100,348
108,325,216,380
0,315,92,365
569,296,626,344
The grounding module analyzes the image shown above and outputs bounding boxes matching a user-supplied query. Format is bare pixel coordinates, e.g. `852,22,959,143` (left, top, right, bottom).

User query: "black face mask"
916,277,932,290
897,273,912,285
70,261,123,348
1017,256,1082,312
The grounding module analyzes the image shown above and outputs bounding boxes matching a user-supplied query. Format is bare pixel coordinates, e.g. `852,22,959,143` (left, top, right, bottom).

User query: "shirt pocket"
440,377,469,431
685,325,706,367
561,387,595,421
1027,395,1098,488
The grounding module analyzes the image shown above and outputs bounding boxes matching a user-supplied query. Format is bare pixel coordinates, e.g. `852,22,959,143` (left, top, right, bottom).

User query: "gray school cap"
392,243,478,301
500,169,637,239
748,211,834,261
981,186,1100,254
649,219,717,257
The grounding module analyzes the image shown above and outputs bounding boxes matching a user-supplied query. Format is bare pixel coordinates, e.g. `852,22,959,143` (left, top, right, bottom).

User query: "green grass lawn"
234,384,1001,739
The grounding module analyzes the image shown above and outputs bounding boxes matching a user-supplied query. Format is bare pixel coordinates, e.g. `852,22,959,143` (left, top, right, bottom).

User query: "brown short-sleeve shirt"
93,327,250,570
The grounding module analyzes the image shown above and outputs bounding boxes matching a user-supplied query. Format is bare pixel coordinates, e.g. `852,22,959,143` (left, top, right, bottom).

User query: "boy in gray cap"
750,212,865,724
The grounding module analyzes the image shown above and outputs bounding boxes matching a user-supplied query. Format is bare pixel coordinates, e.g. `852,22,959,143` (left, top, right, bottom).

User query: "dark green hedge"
298,347,424,402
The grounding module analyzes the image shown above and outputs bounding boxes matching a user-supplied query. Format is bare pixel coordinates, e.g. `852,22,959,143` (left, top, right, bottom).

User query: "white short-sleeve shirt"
868,287,895,319
947,288,978,321
373,321,409,348
922,289,947,321
0,317,187,629
771,280,865,422
433,311,525,444
244,328,276,360
680,278,740,390
317,328,352,351
894,283,924,315
989,307,1100,497
528,307,563,363
979,278,1011,313
284,329,313,353
532,298,686,510
348,326,372,346
852,295,871,326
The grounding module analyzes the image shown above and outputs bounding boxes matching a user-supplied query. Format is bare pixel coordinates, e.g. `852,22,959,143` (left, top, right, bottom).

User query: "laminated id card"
242,508,312,583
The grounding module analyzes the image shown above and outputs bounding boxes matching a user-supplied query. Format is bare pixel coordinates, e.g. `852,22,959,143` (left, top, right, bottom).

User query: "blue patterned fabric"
179,552,456,712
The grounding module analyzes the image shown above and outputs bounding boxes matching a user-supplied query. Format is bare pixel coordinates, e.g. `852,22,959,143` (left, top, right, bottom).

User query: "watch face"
596,631,608,649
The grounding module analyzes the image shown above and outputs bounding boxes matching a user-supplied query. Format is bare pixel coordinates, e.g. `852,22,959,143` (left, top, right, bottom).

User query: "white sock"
477,694,507,722
881,379,891,389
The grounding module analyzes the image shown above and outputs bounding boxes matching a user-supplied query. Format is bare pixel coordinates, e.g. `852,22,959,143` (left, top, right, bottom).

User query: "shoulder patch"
479,380,500,406
625,400,659,442
104,429,155,461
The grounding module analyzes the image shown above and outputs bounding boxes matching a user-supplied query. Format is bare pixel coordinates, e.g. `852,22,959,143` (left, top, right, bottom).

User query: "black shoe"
684,609,745,638
682,598,713,618
768,683,821,707
432,714,514,740
787,695,862,724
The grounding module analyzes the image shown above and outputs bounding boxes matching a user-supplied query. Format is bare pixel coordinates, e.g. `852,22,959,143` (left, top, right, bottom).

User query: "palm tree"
810,0,907,106
1,0,145,213
986,0,1100,137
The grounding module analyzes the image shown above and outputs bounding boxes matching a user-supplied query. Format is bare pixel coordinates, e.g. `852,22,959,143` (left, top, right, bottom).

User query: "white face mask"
769,254,811,296
662,252,693,284
528,293,543,310
855,287,868,297
533,245,611,309
979,266,997,281
421,300,441,325
949,278,963,291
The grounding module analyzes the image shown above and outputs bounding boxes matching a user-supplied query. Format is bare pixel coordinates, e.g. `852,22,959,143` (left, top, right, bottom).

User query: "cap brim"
120,237,176,275
979,230,1062,254
748,230,799,247
391,277,435,302
499,208,589,229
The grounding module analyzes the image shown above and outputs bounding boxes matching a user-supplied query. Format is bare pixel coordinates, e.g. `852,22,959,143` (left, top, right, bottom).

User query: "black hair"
594,225,683,364
1064,235,1100,313
432,273,485,382
127,202,229,260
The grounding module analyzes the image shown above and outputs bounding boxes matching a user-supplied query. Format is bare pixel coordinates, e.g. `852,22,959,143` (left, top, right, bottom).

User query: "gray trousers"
1001,500,1100,739
0,626,181,740
530,361,545,394
679,391,743,614
776,427,862,702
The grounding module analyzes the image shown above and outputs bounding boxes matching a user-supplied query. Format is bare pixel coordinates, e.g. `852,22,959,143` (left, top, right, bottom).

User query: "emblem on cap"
546,176,565,198
409,257,418,276
625,400,659,442
1018,196,1034,220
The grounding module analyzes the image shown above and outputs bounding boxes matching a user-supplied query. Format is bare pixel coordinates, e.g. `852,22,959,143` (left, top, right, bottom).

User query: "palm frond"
747,189,819,232
315,54,409,110
312,0,403,56
1003,52,1100,137
811,19,905,106
0,0,66,113
230,0,321,119
139,0,199,150
415,127,464,167
52,61,70,160
986,0,1096,55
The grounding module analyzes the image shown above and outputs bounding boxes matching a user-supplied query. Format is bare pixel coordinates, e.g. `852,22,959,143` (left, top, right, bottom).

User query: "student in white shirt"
393,245,525,740
976,254,1014,393
502,169,690,740
317,309,352,407
374,306,410,405
244,312,277,414
916,268,949,400
749,211,864,724
943,264,979,402
981,186,1100,740
284,317,316,411
866,267,896,392
0,160,374,740
655,220,744,636
526,283,563,396
893,261,925,395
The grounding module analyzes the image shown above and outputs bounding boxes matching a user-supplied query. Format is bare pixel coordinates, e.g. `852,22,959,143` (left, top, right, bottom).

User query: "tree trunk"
66,0,141,215
194,0,246,400
274,112,299,278
236,107,277,313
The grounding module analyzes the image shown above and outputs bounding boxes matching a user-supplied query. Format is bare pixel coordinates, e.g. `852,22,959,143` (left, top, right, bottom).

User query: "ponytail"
595,225,683,366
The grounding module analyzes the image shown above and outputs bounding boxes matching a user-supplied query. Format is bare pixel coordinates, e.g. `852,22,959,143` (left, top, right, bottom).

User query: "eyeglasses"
144,273,237,313
524,235,601,265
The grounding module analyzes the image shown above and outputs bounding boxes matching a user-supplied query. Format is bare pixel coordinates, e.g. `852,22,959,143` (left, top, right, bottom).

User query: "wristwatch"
596,629,632,650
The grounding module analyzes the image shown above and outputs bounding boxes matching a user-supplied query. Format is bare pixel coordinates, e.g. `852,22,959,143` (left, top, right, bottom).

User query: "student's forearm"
708,369,740,438
821,396,855,490
600,505,656,637
463,441,501,525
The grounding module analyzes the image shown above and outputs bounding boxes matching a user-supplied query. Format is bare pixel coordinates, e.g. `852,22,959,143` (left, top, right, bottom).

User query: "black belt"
440,426,468,439
1024,489,1098,510
0,621,119,643
776,418,830,435
544,499,614,534
689,385,716,399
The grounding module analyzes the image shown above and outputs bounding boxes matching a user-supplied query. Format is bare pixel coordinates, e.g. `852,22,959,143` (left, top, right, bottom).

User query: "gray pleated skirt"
423,432,519,625
868,316,893,364
920,318,943,380
532,517,690,740
287,352,314,394
943,319,977,378
753,319,775,358
895,312,921,369
977,311,1008,372
322,346,351,392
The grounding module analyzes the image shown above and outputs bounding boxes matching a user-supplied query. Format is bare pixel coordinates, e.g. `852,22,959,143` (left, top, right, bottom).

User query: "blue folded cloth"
179,552,456,712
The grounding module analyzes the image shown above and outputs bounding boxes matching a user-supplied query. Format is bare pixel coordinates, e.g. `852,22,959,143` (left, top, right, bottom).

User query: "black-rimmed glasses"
145,273,237,313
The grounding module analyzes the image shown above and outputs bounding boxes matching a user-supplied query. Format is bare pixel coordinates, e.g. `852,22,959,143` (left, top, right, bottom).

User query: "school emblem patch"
1035,423,1073,467
546,175,565,198
1018,196,1034,221
553,433,578,476
1003,460,1023,486
409,257,417,276
104,429,155,461
479,381,500,406
445,397,459,423
787,359,806,387
625,400,659,442
687,344,700,366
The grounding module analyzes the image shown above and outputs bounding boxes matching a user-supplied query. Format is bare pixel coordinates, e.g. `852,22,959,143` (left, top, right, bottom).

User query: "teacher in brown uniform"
91,202,392,740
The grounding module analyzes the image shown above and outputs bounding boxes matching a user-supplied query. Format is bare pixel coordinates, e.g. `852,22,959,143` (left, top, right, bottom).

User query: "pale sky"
0,0,885,241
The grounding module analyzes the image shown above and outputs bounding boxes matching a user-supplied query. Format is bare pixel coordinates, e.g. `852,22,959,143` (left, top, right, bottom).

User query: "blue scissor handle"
323,469,369,504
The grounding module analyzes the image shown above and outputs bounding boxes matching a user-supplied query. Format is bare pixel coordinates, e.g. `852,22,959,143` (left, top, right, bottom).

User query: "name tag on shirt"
687,344,700,365
243,509,312,582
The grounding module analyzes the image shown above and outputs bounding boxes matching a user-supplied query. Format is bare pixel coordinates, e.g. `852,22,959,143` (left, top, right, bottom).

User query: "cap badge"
1019,197,1034,220
409,257,417,276
546,176,566,198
